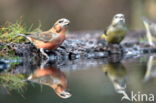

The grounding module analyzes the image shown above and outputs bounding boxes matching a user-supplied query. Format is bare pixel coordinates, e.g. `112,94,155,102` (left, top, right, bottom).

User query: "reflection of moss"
0,57,21,73
0,73,27,91
139,56,148,62
9,60,21,72
0,56,21,61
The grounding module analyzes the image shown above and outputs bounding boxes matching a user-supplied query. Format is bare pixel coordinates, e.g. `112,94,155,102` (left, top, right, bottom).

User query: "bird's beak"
64,21,70,27
119,19,125,24
57,90,72,99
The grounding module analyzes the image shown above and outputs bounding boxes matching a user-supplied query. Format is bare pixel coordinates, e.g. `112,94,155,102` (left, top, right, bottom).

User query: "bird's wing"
103,27,108,36
101,27,109,39
28,31,59,43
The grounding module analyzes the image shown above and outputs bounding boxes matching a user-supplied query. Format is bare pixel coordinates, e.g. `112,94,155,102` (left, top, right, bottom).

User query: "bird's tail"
101,34,107,39
17,34,27,37
142,17,155,46
142,17,152,25
142,17,150,31
17,33,33,42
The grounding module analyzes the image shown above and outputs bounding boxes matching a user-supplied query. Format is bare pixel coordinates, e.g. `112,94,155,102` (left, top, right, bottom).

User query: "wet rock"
0,61,8,72
2,31,156,74
0,58,22,72
0,31,156,61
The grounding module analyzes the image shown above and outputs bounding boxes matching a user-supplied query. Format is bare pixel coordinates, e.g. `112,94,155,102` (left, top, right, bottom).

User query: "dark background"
0,0,155,31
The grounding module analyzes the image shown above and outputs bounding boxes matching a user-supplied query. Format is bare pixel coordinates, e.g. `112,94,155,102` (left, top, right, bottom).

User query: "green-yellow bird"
101,13,128,44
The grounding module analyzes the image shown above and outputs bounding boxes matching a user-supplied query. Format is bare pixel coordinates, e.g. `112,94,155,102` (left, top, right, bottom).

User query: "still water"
0,54,156,103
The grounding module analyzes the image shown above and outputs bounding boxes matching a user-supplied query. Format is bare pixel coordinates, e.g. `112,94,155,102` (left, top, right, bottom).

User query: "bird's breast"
106,28,127,43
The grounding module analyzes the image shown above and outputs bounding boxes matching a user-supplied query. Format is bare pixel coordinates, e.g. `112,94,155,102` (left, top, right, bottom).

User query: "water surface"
0,54,156,103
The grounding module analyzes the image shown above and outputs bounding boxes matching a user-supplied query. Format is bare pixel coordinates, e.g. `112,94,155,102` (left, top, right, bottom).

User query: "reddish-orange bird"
27,64,71,99
18,18,70,59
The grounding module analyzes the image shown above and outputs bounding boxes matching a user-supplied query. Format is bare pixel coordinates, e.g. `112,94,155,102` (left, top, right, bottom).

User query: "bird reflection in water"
144,55,156,81
27,61,71,99
101,61,130,100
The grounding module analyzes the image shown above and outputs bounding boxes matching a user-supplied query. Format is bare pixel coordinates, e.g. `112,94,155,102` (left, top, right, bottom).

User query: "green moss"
0,20,28,43
0,19,42,57
0,73,27,91
0,19,42,43
139,56,148,62
0,45,16,57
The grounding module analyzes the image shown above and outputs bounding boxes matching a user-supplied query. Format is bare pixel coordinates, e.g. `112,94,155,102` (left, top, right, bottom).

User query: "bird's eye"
58,20,63,23
115,16,118,19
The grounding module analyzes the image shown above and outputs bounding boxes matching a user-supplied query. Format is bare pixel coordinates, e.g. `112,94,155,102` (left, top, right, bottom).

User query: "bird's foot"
40,48,50,61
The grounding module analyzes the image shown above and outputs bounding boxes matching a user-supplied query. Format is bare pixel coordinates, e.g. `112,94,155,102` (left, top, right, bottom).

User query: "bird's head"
112,13,126,26
53,18,70,33
54,84,71,99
